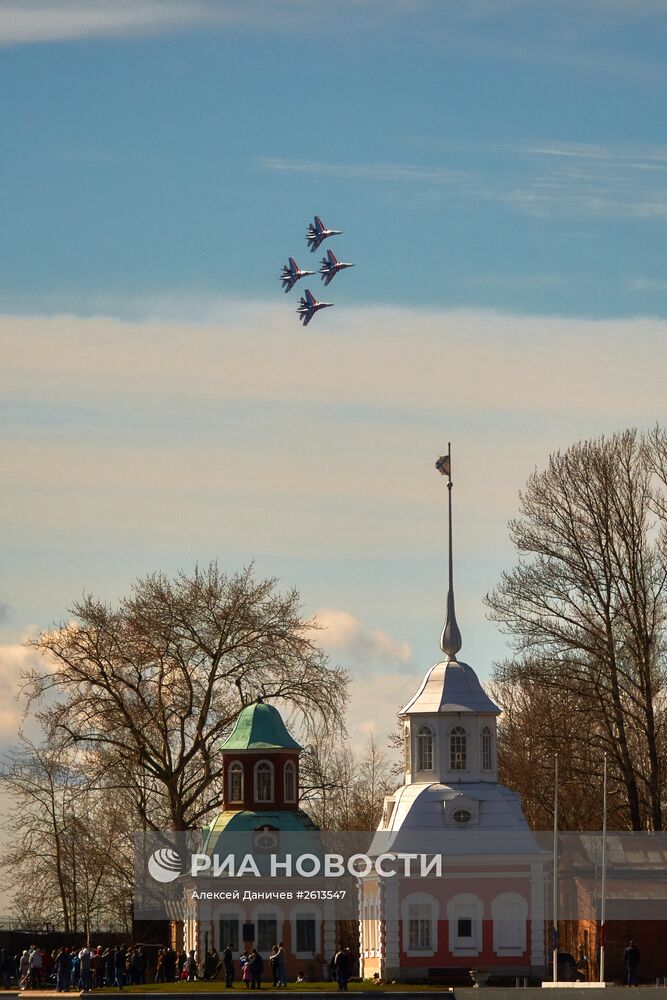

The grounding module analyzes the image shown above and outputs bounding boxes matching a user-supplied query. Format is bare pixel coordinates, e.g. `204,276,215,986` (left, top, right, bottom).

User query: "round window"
452,809,472,824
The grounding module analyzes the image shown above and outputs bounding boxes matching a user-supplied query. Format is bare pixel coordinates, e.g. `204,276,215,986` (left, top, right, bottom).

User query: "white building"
359,457,548,981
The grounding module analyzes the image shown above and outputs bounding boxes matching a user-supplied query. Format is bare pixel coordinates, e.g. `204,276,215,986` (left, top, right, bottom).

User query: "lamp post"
599,754,608,983
552,754,559,983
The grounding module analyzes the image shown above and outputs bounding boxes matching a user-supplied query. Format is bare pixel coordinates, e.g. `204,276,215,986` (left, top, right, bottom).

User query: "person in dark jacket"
113,946,125,989
249,950,263,989
333,947,351,992
625,941,641,986
222,945,234,988
55,948,71,993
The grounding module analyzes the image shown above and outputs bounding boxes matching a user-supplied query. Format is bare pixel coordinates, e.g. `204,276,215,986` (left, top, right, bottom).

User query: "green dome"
204,808,318,845
220,698,301,751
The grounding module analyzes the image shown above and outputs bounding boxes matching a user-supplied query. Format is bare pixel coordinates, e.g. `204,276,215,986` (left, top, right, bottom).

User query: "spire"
436,443,462,659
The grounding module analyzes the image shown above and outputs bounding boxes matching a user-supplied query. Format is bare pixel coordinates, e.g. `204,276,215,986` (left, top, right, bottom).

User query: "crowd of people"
0,941,357,991
1,943,158,991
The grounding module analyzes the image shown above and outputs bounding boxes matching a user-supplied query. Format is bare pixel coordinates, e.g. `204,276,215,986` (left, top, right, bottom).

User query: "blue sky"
1,0,667,750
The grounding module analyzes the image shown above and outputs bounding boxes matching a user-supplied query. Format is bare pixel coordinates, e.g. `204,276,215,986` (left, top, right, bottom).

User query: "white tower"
360,450,546,982
380,447,527,835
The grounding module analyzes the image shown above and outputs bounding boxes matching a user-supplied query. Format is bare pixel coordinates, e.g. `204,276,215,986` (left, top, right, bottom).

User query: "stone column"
323,902,337,980
357,879,365,978
383,877,401,980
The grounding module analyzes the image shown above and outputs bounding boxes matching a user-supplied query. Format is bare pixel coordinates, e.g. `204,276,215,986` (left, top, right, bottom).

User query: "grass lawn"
107,983,455,993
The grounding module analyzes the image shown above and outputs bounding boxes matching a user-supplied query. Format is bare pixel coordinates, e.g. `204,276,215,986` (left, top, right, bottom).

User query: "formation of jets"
279,216,354,326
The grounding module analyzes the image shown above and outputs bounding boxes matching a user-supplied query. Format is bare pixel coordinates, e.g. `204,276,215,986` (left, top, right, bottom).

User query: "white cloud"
0,0,438,46
0,1,210,45
315,608,411,670
260,140,667,222
346,669,420,743
312,607,417,743
0,636,43,745
260,158,463,186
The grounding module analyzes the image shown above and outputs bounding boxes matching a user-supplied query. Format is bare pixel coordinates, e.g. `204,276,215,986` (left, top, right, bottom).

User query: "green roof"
220,699,301,751
204,808,319,850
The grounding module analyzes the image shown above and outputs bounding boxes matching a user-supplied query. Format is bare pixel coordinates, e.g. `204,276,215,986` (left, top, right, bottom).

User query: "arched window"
284,760,297,802
481,726,493,771
417,726,434,771
450,727,467,770
254,761,274,802
404,725,411,771
228,761,244,803
492,892,528,955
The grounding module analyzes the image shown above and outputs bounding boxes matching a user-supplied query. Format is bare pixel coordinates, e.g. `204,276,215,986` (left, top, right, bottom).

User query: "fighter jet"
296,289,333,326
280,257,315,293
319,249,355,286
306,215,342,253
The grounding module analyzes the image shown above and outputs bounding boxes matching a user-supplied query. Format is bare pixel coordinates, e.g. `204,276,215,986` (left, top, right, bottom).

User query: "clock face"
253,826,279,851
452,808,472,825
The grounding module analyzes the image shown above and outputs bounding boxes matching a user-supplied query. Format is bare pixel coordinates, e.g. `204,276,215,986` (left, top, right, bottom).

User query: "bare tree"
487,430,667,830
490,672,629,830
300,728,396,831
26,563,347,831
350,733,396,831
0,738,134,933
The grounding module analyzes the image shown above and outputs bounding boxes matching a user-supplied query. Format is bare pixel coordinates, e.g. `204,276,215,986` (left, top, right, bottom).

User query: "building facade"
183,698,336,979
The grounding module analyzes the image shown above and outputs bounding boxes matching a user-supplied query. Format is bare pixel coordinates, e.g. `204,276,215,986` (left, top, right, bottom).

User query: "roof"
220,698,302,751
369,781,544,857
400,658,500,716
205,808,318,838
202,808,319,855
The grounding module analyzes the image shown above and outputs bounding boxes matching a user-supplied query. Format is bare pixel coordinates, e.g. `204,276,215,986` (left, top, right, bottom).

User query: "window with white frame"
450,726,467,770
219,915,240,952
402,893,438,956
228,761,244,803
447,893,483,956
254,761,274,802
481,726,493,771
257,913,278,952
284,761,297,802
492,892,527,955
404,724,411,771
408,903,432,950
417,726,434,771
295,913,316,953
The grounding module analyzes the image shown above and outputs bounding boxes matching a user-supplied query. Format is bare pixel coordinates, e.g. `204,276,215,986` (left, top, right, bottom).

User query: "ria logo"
148,848,182,884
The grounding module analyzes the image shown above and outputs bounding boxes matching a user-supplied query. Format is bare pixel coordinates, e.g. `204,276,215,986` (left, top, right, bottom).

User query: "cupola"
220,697,301,811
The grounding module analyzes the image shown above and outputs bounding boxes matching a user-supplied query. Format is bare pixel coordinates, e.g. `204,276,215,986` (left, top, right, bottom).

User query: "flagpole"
447,441,453,595
599,753,607,983
438,443,462,659
553,753,559,983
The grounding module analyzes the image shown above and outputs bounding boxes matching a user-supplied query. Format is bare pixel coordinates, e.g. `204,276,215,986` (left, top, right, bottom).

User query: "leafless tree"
487,430,667,830
25,563,347,831
300,728,396,831
0,738,134,934
490,673,629,830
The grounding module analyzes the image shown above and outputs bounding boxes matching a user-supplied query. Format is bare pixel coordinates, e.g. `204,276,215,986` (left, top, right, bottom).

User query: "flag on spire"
435,454,450,477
